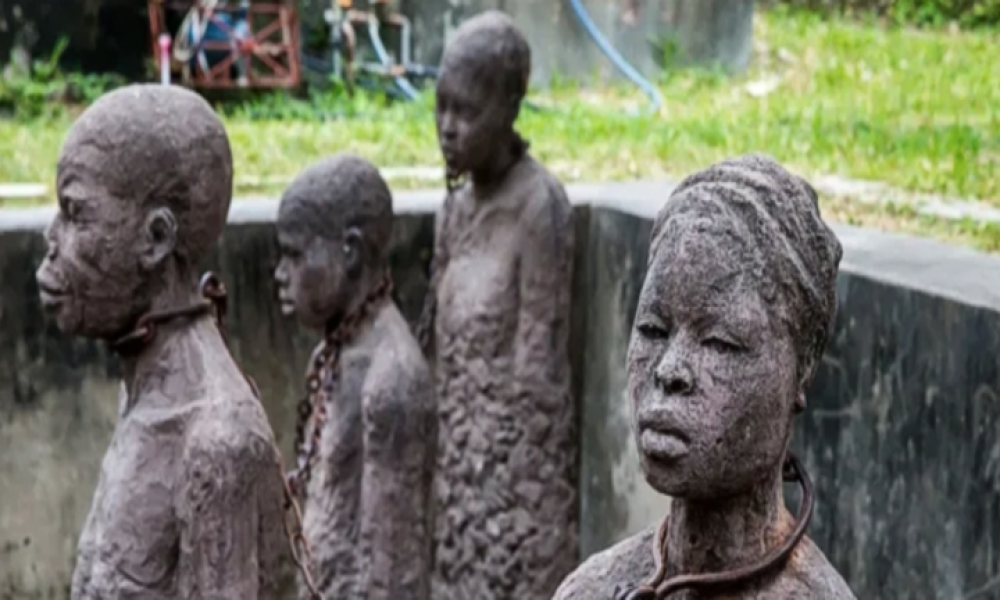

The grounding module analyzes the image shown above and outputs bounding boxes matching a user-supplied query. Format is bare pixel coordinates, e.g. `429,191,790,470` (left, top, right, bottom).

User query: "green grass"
2,8,1000,247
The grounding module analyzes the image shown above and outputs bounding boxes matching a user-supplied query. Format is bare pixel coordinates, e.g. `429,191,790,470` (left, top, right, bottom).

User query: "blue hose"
368,17,421,102
566,0,663,115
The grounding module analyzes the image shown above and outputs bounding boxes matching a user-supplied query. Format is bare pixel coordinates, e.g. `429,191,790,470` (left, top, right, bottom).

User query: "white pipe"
159,34,172,85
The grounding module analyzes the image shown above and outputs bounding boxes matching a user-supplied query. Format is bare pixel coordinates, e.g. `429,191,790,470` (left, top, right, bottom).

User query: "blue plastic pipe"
566,0,664,115
368,16,421,101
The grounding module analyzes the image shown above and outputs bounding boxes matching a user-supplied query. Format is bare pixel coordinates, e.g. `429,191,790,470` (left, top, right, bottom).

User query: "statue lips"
637,413,691,462
276,289,295,316
36,275,67,313
440,143,460,170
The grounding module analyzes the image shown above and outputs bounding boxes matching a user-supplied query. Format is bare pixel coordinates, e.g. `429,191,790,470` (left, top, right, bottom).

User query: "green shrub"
0,37,125,119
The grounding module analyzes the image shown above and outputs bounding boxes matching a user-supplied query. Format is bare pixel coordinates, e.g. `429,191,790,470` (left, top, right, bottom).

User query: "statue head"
435,10,530,182
35,84,232,340
628,154,842,500
274,153,393,330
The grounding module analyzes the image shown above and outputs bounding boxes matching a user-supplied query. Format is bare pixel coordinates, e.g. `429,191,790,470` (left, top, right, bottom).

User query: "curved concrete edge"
4,179,1000,312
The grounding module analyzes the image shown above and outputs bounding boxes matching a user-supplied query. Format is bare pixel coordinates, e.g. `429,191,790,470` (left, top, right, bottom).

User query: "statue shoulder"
554,527,658,600
521,157,571,211
362,307,436,420
783,536,857,599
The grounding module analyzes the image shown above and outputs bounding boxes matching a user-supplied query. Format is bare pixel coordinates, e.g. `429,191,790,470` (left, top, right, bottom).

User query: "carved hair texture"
57,84,233,264
278,153,394,263
440,10,531,189
651,154,843,385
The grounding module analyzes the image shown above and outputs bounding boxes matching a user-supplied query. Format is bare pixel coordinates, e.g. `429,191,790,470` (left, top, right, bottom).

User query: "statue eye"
637,321,669,340
278,243,302,259
704,336,743,354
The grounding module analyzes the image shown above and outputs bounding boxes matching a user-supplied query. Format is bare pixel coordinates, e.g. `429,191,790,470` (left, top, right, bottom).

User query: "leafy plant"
0,37,125,120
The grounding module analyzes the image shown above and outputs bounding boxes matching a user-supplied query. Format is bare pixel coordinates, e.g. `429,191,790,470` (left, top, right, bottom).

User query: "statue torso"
302,303,436,600
431,158,578,600
72,378,285,600
72,391,187,599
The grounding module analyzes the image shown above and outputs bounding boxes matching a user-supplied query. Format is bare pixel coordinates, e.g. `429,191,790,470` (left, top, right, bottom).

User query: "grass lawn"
2,8,999,249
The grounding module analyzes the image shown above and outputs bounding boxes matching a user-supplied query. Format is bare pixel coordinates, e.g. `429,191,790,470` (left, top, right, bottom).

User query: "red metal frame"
148,0,301,89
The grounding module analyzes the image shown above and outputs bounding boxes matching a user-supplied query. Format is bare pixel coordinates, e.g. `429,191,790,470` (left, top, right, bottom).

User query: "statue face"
435,68,511,176
35,166,148,339
273,220,349,331
627,226,798,499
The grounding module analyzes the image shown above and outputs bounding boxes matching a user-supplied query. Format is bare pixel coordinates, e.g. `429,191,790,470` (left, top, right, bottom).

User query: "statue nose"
654,358,694,396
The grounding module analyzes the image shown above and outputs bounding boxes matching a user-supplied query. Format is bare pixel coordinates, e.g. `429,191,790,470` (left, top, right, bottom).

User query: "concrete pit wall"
1,181,1000,598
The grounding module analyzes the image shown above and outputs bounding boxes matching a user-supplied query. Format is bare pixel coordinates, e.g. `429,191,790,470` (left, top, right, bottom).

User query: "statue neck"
117,262,222,410
326,268,391,337
471,132,521,191
664,465,793,578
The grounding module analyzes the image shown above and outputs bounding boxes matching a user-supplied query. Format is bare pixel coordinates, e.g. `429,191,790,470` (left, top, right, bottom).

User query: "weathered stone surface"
0,206,432,600
570,194,1000,599
3,181,1000,598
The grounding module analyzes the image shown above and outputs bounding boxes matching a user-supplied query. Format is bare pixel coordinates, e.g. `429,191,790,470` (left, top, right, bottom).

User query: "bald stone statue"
416,11,577,600
35,84,288,598
554,155,856,599
275,154,437,599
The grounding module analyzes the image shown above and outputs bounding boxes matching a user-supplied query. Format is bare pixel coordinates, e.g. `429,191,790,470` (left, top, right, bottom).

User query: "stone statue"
275,154,437,599
34,84,289,599
415,11,577,599
553,155,857,599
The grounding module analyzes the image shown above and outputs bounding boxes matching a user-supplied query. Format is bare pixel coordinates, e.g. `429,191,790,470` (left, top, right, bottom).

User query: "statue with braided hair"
415,11,577,600
553,155,856,599
35,84,287,599
274,154,437,599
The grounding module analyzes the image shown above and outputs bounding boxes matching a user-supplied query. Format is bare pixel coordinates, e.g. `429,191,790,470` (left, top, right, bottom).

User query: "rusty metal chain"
288,270,394,499
110,301,212,352
110,272,322,599
613,452,815,600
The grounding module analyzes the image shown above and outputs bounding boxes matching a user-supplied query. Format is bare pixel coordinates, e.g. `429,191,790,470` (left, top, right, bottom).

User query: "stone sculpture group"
34,9,856,600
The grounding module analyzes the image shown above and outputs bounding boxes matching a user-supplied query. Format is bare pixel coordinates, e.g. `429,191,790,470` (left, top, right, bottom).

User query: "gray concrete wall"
2,181,1000,598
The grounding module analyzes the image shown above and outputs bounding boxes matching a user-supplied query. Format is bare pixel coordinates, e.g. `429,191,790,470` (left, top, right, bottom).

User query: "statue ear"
343,226,364,279
795,353,818,414
139,207,178,272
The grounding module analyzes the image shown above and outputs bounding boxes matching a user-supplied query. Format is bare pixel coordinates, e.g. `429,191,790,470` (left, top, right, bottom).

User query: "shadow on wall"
2,184,1000,598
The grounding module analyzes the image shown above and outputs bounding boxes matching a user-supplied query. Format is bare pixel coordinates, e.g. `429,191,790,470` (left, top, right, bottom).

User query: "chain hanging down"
111,272,322,599
288,270,394,498
613,453,815,600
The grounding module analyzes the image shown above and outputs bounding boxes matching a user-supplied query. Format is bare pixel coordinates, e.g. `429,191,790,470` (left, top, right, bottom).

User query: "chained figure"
35,85,287,599
553,155,857,599
274,154,437,599
415,11,577,599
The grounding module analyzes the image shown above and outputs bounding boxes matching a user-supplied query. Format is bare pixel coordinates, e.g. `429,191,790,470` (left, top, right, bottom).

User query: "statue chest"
76,416,184,596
